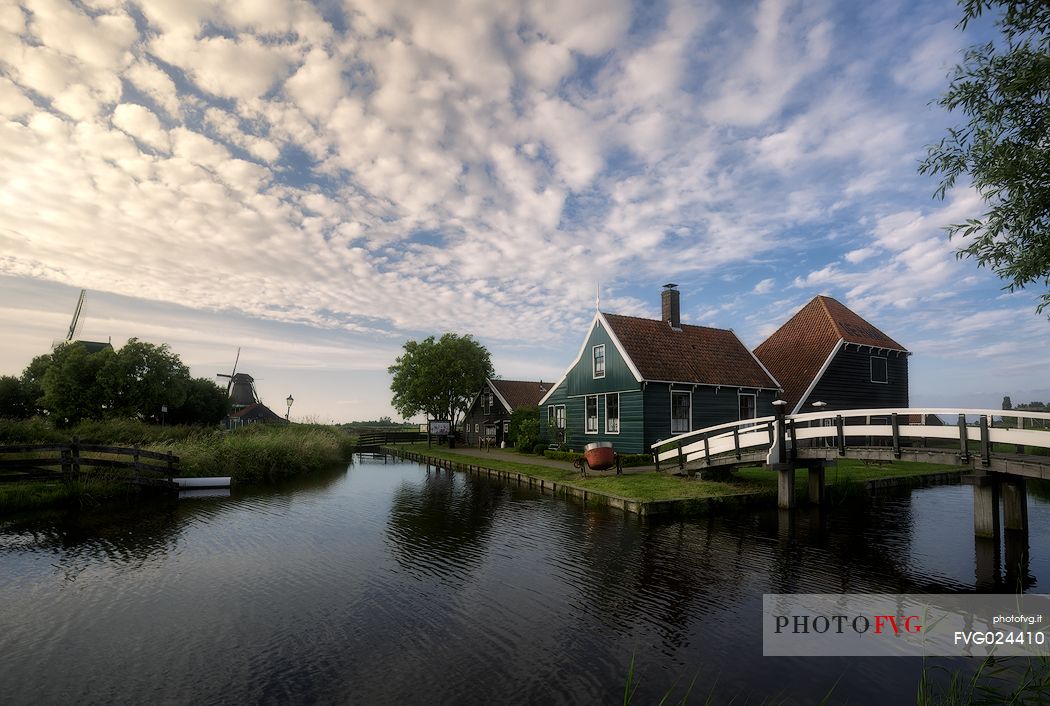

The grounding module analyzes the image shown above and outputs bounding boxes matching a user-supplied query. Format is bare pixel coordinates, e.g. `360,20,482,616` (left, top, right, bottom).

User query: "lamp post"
812,400,827,447
286,394,294,421
772,399,788,463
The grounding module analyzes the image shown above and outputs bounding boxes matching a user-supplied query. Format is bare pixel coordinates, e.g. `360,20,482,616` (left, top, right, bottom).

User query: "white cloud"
150,31,295,101
844,247,878,264
753,278,775,294
112,102,169,152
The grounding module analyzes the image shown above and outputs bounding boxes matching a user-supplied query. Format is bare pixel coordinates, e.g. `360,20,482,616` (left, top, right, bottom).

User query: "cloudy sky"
1,0,1047,422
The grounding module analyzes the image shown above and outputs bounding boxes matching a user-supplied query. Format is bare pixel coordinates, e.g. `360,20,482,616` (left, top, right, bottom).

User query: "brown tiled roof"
602,313,779,388
489,379,551,410
753,296,908,411
229,402,286,422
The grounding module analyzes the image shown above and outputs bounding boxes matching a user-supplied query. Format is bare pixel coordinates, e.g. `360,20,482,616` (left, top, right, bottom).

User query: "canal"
1,454,1046,704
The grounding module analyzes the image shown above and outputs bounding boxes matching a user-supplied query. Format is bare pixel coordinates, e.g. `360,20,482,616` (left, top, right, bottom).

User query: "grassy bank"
0,418,355,513
396,443,961,504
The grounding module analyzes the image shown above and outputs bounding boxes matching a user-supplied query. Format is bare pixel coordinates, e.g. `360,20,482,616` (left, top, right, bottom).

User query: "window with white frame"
585,395,599,433
548,405,555,428
870,356,888,384
592,344,605,378
605,393,619,433
555,405,566,429
671,390,691,434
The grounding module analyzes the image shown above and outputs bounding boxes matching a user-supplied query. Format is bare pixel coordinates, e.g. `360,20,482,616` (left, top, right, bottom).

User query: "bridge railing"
652,407,1050,468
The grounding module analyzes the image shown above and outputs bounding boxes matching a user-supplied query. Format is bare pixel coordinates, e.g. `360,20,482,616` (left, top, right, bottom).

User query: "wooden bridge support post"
1002,478,1029,532
979,415,991,466
776,466,796,510
958,414,970,463
963,472,1000,539
807,463,826,505
891,413,901,459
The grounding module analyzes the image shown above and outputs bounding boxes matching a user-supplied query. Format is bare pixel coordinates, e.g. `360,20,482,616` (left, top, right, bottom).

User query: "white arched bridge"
652,407,1050,538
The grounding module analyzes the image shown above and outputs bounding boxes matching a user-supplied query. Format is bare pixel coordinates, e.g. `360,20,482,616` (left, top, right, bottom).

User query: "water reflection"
386,465,502,580
1,459,1048,705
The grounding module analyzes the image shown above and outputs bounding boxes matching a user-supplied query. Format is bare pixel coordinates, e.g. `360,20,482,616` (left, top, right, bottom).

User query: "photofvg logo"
774,613,923,637
762,594,1050,657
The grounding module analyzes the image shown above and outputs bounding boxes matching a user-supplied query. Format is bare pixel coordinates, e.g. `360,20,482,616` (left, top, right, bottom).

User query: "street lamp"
286,394,294,421
772,399,788,463
812,400,828,447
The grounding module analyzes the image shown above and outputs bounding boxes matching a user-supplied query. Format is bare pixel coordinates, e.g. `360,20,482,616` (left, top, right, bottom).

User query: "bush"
509,406,540,450
532,442,547,455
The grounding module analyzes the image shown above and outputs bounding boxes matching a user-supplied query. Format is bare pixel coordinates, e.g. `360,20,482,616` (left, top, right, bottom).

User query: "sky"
0,0,1047,423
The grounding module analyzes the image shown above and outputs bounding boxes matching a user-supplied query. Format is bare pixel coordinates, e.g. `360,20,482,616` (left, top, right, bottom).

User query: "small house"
463,379,551,446
753,295,909,415
538,285,782,453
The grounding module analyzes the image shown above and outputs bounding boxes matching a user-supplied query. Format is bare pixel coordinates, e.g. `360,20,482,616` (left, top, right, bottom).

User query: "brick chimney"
661,283,680,329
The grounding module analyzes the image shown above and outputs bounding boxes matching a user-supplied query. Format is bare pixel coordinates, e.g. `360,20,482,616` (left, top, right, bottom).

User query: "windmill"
54,289,110,352
66,289,86,341
217,348,261,410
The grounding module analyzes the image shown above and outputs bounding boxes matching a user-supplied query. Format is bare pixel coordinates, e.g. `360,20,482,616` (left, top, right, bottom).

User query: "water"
1,456,1047,704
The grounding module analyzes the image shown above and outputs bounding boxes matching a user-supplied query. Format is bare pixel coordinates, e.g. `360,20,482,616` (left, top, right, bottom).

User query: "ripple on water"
1,461,1047,705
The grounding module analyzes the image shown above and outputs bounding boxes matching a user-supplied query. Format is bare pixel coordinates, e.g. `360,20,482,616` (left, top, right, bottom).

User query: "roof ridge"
814,295,842,338
603,310,732,334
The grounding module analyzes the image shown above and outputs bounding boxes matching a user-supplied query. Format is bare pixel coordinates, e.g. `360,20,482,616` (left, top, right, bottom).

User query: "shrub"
532,442,547,455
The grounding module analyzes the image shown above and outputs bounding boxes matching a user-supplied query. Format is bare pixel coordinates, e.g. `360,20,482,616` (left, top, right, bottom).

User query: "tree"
1003,395,1013,409
40,342,114,426
388,333,494,428
0,376,30,418
167,377,229,426
919,0,1050,313
19,353,52,417
97,338,190,421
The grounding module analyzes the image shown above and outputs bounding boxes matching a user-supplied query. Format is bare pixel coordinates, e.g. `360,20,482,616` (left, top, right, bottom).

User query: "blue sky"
1,0,1047,422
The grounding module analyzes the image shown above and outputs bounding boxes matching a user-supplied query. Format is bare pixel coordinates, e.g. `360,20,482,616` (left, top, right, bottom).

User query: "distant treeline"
0,339,228,427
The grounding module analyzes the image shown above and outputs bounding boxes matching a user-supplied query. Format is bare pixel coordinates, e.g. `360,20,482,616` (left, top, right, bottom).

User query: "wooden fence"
356,430,427,448
0,437,179,488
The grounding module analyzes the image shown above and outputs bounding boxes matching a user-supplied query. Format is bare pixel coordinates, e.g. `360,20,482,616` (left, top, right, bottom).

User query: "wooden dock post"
963,472,1000,538
807,462,825,505
776,465,796,510
1003,478,1029,532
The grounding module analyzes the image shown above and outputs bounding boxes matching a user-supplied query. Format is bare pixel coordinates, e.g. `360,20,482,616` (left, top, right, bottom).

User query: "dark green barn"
539,285,781,454
753,295,910,415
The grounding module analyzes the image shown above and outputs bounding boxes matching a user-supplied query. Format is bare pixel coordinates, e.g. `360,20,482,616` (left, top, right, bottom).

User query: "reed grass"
0,419,354,511
165,424,353,482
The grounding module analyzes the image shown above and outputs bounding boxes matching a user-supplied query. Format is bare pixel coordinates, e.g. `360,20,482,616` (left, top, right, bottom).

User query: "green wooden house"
538,285,781,453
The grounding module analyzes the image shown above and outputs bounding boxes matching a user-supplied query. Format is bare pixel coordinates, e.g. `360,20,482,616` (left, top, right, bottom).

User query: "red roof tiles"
602,312,779,388
489,379,551,410
753,296,907,411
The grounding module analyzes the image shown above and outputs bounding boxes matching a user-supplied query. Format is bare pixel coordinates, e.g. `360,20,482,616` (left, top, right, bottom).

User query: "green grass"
398,444,962,504
736,458,963,489
400,443,577,482
572,473,764,501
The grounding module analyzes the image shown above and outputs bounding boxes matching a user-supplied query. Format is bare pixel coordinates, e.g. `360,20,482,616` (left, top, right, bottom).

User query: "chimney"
661,283,680,329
